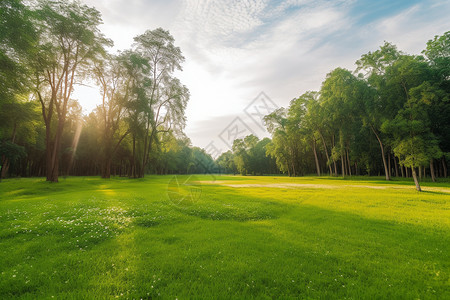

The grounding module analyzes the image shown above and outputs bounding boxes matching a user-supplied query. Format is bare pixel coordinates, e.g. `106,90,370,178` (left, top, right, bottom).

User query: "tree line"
0,0,220,181
1,0,448,191
219,32,449,191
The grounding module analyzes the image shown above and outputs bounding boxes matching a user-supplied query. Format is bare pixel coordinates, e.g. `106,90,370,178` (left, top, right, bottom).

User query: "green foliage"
216,151,237,174
422,31,450,83
0,141,26,163
260,33,450,187
0,0,37,101
230,135,278,175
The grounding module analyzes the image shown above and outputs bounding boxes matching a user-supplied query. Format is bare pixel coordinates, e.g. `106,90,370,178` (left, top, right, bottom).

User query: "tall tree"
355,42,403,180
133,28,189,177
93,54,131,178
264,108,294,176
320,68,364,177
384,82,443,191
34,0,111,182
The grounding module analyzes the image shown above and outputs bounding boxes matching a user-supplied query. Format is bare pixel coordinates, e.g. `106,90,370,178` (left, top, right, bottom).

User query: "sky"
74,0,450,157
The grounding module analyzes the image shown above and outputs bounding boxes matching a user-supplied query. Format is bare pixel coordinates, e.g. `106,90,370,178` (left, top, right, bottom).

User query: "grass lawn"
0,175,449,299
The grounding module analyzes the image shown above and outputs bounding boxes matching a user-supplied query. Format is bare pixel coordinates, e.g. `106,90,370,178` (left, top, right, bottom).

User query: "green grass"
0,175,449,299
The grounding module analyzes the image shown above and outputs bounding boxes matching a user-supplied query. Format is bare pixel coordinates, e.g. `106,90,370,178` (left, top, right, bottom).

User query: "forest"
1,0,449,191
0,0,216,181
219,32,450,191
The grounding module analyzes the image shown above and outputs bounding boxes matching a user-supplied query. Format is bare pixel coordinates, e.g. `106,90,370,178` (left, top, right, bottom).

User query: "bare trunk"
442,157,448,178
291,159,296,177
370,125,390,180
1,156,9,179
388,151,391,178
318,132,333,176
346,149,352,176
45,125,53,181
411,167,421,191
341,154,345,178
430,159,436,182
394,155,399,177
418,166,422,180
103,159,111,179
333,161,338,177
49,119,65,182
130,135,136,178
313,139,320,176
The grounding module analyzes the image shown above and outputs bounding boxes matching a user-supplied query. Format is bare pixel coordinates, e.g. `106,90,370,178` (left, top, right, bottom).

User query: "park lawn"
0,175,449,299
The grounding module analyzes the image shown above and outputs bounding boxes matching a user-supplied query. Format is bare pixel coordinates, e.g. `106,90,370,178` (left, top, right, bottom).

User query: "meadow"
0,175,449,299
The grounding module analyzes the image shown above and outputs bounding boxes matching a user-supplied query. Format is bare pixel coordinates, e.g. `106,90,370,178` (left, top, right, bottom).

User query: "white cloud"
374,2,450,54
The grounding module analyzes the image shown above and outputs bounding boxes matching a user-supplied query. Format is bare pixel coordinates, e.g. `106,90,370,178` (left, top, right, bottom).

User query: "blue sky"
76,0,449,155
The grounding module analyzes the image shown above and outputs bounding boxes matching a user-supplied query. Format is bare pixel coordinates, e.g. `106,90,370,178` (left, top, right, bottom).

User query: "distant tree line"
216,136,278,175
0,0,218,181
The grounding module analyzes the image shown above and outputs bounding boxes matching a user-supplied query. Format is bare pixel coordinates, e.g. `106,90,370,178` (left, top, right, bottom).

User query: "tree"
384,82,443,191
0,0,36,104
216,151,237,174
93,54,131,178
423,31,450,177
290,91,323,176
133,28,189,177
0,101,40,179
422,31,449,86
320,68,365,177
34,0,111,182
356,42,402,180
264,109,293,176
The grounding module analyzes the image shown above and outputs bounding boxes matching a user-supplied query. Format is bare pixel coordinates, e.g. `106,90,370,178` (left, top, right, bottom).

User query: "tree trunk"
419,166,422,180
430,159,436,182
318,132,333,176
394,155,399,177
346,149,352,176
341,154,345,178
370,125,390,180
49,119,66,183
102,158,111,179
313,139,320,176
45,125,53,181
291,159,296,177
411,167,421,191
442,157,448,178
388,151,391,178
400,163,404,177
1,156,10,179
332,135,338,176
130,135,136,178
